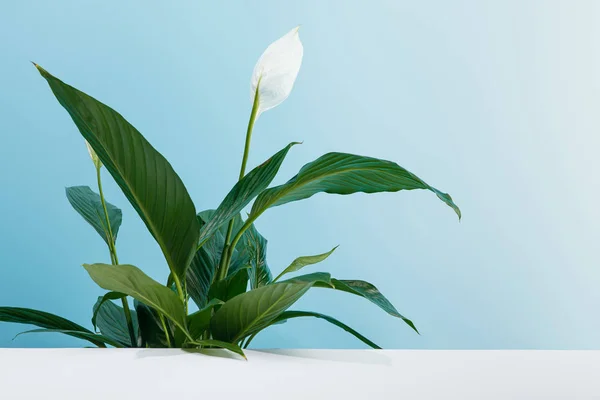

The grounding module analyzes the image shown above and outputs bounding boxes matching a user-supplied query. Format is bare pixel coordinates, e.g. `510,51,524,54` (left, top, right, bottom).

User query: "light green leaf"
197,142,299,248
65,186,122,245
15,329,123,348
250,152,461,220
187,299,224,341
246,310,381,349
273,246,338,282
0,306,106,347
83,264,188,336
280,272,333,287
92,295,139,347
36,65,199,284
211,281,314,343
188,339,247,359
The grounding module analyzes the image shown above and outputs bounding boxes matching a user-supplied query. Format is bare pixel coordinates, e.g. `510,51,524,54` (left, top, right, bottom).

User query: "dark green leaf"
208,268,249,303
135,300,169,348
250,152,461,220
0,306,105,347
66,186,122,245
83,264,188,335
36,65,200,284
93,295,139,347
273,246,338,282
15,329,123,348
197,142,299,248
187,299,224,341
211,281,314,343
91,291,125,330
269,311,381,349
243,223,271,289
188,339,247,359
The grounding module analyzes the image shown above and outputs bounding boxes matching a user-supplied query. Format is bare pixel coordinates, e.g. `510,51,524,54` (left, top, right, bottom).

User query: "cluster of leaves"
0,30,459,359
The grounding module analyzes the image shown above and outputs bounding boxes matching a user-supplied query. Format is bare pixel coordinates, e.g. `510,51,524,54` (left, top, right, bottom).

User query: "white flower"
85,141,102,169
251,26,303,116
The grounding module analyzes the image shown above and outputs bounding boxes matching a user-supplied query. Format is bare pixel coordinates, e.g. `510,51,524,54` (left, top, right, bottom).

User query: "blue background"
1,1,599,349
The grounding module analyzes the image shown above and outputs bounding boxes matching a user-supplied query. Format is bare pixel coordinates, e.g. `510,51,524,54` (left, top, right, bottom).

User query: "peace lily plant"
0,27,460,358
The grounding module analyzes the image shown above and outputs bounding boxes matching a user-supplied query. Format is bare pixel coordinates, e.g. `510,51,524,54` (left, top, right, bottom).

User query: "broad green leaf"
243,223,272,289
91,291,125,330
93,295,139,347
197,142,299,248
83,264,187,335
273,246,338,282
280,272,333,287
250,152,461,220
208,268,249,303
36,65,199,283
66,186,122,245
0,306,105,347
188,339,247,359
135,300,170,348
319,278,418,333
16,329,123,348
187,299,224,340
268,311,381,349
211,281,314,343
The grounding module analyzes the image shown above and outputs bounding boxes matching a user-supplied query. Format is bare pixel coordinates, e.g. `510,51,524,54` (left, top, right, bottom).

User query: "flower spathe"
251,26,303,116
85,141,102,169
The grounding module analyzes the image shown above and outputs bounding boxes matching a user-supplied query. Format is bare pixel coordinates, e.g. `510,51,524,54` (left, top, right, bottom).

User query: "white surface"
0,349,598,399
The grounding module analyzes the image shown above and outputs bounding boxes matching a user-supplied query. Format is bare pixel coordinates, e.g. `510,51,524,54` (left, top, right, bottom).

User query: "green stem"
158,314,172,348
96,167,138,348
217,83,261,281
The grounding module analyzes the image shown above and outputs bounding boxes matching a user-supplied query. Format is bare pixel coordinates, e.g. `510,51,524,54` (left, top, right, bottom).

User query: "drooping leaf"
93,296,139,347
0,307,105,347
280,272,333,287
65,186,122,245
318,278,418,333
208,268,249,303
243,223,271,289
91,291,125,330
187,339,247,359
135,300,169,348
211,281,314,343
83,264,187,335
250,152,461,220
36,65,200,283
265,310,381,349
187,299,224,341
15,329,123,348
197,142,299,248
273,246,338,282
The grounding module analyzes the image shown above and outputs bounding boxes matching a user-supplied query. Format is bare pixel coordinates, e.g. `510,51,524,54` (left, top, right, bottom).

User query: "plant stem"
96,166,138,348
217,85,261,281
158,314,172,348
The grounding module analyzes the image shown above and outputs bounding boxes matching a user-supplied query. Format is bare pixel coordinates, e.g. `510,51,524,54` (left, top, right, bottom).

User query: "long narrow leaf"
273,246,338,282
66,186,122,245
15,329,123,348
36,65,199,283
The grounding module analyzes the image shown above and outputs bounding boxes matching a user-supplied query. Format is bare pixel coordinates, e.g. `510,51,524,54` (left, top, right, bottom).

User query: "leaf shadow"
251,349,393,366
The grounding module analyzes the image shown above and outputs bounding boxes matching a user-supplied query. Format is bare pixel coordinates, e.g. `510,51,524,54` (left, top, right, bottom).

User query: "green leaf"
92,295,139,347
135,300,170,348
197,142,299,248
208,268,249,303
273,246,338,282
250,152,461,220
187,299,224,341
269,311,381,349
0,307,106,347
211,281,314,343
36,65,200,284
91,291,125,330
83,264,188,336
15,329,123,348
243,223,272,289
322,278,418,333
188,339,247,360
280,272,333,287
66,186,122,245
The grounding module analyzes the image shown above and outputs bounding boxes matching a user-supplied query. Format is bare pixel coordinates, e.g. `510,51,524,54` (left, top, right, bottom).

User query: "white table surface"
0,349,598,399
